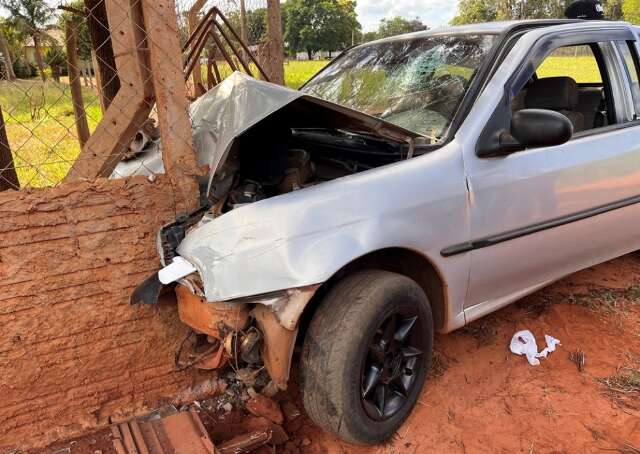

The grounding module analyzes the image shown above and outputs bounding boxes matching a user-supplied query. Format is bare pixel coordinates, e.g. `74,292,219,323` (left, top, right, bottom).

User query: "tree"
451,0,625,23
266,0,285,84
58,0,92,60
377,16,428,38
228,7,268,45
1,0,55,81
0,22,16,80
284,0,360,59
623,0,640,22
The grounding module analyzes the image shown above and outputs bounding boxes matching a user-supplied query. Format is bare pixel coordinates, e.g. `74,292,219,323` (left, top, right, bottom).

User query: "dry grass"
598,356,640,410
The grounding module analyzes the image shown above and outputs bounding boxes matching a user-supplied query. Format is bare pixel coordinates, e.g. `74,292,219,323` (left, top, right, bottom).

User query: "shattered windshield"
302,34,497,140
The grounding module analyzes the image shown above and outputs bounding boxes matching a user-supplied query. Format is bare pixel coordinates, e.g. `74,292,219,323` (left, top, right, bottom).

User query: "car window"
512,43,613,134
301,34,498,140
616,41,640,116
536,45,602,84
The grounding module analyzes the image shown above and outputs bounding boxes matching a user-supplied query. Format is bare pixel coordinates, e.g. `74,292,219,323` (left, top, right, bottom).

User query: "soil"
33,254,640,454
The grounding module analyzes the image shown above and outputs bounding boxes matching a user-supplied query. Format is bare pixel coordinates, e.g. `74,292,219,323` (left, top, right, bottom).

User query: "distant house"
295,50,342,61
22,28,65,65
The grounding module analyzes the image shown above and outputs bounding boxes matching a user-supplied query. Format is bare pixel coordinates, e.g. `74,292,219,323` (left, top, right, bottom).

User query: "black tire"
300,270,434,445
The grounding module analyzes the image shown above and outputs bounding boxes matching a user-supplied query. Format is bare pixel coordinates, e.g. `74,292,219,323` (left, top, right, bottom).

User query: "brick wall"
0,177,213,450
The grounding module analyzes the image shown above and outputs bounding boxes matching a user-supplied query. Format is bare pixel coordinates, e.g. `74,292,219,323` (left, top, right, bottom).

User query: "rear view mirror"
510,109,573,149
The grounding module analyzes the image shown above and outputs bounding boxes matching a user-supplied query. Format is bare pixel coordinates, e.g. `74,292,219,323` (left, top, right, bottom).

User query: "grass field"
0,57,597,188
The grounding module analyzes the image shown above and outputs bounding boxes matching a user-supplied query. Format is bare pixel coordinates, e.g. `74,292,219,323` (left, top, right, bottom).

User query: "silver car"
132,19,640,445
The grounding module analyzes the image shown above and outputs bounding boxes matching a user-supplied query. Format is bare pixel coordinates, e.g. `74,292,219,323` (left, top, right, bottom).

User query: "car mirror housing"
477,108,573,158
510,109,573,150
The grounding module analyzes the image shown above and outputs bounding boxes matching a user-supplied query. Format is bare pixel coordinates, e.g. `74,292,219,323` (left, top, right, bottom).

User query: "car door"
458,27,640,317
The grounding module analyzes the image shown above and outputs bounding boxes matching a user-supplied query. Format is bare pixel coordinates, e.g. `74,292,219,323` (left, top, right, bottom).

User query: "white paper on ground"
510,330,561,366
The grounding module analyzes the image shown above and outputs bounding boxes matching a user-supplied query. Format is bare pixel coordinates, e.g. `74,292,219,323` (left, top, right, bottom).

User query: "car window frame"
615,40,640,119
476,27,639,157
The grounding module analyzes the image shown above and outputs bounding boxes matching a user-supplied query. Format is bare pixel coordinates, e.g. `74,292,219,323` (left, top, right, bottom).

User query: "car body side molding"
441,192,640,257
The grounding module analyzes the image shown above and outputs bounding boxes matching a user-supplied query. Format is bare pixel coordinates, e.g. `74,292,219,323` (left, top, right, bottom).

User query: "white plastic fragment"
509,330,561,366
158,256,197,284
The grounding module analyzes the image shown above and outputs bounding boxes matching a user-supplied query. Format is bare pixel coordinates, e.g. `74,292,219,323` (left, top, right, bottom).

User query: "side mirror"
510,109,573,149
477,108,573,157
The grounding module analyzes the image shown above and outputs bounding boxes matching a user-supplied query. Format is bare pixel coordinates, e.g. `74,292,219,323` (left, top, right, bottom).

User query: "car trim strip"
440,193,640,257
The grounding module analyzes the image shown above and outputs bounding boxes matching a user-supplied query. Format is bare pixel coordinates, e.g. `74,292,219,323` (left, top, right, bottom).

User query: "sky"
356,0,460,32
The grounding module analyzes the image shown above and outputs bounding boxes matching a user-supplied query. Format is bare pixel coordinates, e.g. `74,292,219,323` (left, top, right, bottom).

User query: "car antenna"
564,0,606,20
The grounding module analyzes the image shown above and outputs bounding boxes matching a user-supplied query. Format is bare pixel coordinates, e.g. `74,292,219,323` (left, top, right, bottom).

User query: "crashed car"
131,19,640,444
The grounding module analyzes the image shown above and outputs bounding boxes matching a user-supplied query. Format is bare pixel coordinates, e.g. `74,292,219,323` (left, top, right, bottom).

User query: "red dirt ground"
34,254,640,454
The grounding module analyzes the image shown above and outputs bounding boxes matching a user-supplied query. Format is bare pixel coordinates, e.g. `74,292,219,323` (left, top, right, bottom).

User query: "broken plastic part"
158,257,198,285
130,272,164,305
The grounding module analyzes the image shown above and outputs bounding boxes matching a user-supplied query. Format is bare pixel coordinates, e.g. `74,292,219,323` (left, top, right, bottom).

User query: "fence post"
65,0,155,181
0,106,19,191
66,20,91,148
142,0,200,212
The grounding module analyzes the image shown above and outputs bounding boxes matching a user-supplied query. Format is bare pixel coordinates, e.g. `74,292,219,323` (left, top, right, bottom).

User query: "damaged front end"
130,72,429,390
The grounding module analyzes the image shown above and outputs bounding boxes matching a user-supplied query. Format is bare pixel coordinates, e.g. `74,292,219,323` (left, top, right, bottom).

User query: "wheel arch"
297,247,448,345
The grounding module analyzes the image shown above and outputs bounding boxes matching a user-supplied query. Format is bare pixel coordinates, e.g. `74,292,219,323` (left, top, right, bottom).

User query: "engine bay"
210,126,412,214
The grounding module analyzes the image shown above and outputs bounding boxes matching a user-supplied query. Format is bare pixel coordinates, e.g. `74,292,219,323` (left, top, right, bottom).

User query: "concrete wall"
0,177,212,450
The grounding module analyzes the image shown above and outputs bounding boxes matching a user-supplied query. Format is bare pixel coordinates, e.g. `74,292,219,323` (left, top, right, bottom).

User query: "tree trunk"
239,0,248,44
66,20,91,148
266,0,284,85
84,0,120,109
33,34,46,81
0,28,16,80
307,49,312,60
0,106,19,191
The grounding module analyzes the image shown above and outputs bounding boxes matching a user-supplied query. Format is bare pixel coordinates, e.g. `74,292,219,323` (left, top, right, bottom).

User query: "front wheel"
300,270,434,445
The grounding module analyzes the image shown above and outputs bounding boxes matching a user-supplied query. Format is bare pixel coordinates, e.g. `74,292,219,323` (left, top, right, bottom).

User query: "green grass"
198,59,328,89
537,56,603,84
0,79,102,188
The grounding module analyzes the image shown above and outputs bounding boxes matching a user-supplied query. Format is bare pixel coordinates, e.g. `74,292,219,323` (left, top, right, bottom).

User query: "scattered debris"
112,409,215,454
217,422,288,454
569,350,586,372
509,330,561,366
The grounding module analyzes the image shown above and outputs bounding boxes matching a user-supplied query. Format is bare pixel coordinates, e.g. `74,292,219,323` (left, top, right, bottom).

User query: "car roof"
361,19,625,47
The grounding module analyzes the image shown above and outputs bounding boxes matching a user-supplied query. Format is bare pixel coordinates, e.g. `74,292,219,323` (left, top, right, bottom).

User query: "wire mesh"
0,0,266,190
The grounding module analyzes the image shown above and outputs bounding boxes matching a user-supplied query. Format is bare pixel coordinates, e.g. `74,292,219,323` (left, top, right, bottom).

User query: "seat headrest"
525,77,579,111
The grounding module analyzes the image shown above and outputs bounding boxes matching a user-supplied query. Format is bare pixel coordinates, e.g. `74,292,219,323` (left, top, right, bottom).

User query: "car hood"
191,72,423,195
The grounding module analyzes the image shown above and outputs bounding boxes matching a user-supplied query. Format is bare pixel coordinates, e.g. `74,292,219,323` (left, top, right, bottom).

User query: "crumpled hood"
191,72,303,190
191,72,422,195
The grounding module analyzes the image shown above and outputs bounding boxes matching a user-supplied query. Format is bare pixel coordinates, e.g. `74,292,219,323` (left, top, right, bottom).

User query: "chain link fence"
0,0,265,190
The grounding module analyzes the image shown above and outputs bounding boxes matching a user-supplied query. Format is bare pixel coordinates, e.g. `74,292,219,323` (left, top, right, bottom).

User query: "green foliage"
227,7,268,45
1,0,54,34
451,0,630,23
623,0,640,22
284,0,360,58
12,58,36,78
377,16,428,38
44,45,65,67
58,0,92,60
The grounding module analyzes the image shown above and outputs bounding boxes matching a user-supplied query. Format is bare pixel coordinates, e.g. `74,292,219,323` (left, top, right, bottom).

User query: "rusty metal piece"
252,305,297,390
240,328,262,364
112,409,215,454
217,422,288,454
182,6,269,95
176,285,250,338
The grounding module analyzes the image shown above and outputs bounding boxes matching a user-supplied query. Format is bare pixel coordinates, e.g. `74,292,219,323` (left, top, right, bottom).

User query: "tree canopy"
283,0,360,58
1,0,53,34
377,16,428,38
451,0,629,24
227,7,268,45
